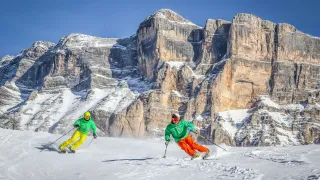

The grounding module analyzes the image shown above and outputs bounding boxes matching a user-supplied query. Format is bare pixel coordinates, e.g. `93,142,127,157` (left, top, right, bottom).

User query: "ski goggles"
84,115,90,120
172,117,179,123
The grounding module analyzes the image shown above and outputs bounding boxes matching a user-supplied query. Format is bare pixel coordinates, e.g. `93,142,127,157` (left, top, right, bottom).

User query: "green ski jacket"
74,118,97,135
165,120,194,142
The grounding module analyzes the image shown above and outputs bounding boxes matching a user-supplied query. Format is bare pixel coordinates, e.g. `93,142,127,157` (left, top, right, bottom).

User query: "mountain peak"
145,9,197,26
14,41,56,59
0,55,15,62
154,9,178,16
56,33,119,49
31,41,56,49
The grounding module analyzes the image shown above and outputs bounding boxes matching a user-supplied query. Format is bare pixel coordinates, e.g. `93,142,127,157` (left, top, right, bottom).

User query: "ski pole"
88,137,94,147
40,127,75,152
163,143,168,158
190,129,227,151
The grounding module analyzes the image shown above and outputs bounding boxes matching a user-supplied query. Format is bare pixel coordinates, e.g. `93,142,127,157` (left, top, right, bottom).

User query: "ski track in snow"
0,129,319,180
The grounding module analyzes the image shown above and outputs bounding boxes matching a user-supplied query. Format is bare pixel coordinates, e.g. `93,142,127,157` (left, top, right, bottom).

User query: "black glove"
74,124,79,128
93,133,97,139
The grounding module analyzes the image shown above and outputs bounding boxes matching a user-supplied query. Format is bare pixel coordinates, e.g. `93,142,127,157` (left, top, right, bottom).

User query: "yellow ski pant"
59,130,87,150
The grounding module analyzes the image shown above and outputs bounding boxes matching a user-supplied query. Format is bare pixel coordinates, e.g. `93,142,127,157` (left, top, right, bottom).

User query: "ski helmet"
172,113,180,119
172,113,180,124
84,111,91,120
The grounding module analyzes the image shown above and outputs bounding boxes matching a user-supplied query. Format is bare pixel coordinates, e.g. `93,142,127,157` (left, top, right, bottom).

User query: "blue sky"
0,0,319,58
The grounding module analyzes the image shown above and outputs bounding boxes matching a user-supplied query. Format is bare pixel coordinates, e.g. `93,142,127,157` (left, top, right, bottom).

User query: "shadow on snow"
101,157,155,162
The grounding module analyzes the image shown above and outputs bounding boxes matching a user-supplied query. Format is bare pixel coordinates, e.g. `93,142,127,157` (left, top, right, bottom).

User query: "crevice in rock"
268,24,279,97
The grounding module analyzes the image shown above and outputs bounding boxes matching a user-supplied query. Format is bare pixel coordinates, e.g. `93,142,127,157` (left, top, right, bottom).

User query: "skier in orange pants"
177,134,209,157
165,113,210,159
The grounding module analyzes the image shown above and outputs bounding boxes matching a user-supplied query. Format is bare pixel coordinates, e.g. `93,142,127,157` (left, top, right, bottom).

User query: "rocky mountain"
0,9,319,146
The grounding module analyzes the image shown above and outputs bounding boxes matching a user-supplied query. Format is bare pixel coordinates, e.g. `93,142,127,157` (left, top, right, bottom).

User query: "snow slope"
9,87,138,134
217,109,250,139
0,129,319,180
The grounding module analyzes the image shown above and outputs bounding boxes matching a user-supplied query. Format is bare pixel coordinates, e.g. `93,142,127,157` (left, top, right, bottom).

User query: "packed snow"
0,128,319,180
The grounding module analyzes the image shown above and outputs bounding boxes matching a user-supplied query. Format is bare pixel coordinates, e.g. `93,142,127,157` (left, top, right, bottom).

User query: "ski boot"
59,146,66,153
202,151,211,159
191,152,200,160
68,147,76,153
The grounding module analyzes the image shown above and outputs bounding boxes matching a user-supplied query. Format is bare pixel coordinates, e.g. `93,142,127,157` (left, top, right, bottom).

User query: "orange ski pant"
177,134,209,157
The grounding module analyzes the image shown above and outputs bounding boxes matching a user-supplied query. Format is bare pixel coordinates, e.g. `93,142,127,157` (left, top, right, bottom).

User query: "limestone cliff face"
0,41,56,116
137,9,201,80
227,14,276,62
270,24,320,104
184,13,319,115
195,19,231,75
0,9,319,146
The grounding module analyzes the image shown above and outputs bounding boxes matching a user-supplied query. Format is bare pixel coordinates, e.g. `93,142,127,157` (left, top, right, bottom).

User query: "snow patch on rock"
56,33,119,49
1,55,15,62
259,96,280,109
166,61,185,70
216,109,250,138
145,9,201,27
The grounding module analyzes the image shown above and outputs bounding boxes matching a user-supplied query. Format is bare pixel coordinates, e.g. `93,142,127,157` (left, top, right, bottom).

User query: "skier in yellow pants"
59,112,97,153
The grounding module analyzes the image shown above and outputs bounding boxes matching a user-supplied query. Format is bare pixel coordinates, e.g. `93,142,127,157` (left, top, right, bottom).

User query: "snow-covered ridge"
0,55,16,67
16,41,56,58
56,33,121,49
1,41,56,62
23,41,56,53
1,55,15,62
258,96,305,110
144,9,200,27
31,41,56,49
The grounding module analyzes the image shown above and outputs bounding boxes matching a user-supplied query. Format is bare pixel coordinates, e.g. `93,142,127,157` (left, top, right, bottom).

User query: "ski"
67,147,76,153
58,148,76,154
58,151,75,154
202,152,211,160
58,150,66,154
189,152,212,160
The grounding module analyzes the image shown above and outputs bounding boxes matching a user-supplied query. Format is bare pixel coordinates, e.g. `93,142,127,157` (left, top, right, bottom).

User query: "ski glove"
74,124,79,128
165,141,169,146
93,133,97,139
